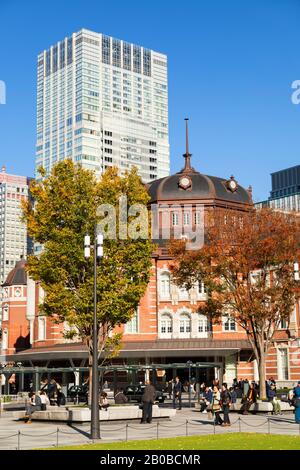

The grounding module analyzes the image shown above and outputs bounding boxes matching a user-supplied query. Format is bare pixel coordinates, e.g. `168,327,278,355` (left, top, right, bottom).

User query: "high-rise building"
35,29,169,182
255,165,300,212
0,166,32,285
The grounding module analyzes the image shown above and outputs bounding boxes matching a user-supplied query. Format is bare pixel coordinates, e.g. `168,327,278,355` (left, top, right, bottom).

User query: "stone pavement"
0,408,299,450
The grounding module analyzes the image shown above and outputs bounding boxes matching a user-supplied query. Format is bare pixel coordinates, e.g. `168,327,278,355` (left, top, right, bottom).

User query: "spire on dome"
182,118,195,173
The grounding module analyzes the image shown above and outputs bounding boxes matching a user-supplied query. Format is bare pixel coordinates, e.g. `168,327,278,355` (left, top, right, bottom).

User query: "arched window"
179,314,191,334
198,314,211,333
160,314,172,335
160,272,171,298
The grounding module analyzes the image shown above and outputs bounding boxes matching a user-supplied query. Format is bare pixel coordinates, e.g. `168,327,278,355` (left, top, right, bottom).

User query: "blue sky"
0,0,299,201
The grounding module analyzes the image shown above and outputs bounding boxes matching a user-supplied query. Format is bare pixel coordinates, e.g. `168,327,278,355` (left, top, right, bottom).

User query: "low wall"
195,400,294,413
13,405,176,423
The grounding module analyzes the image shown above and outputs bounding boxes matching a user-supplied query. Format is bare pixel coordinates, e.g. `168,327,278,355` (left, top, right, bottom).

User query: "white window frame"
160,314,173,337
2,328,8,350
2,304,9,321
198,314,211,337
222,315,236,332
179,314,191,336
125,309,139,334
160,272,171,299
38,316,46,341
277,347,289,380
172,212,179,226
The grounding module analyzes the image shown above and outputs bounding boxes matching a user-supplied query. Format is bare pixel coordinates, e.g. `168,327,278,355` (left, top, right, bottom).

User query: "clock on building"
226,176,238,192
178,175,192,190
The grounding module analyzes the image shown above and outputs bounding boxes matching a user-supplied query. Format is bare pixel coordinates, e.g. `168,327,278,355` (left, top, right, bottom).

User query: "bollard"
238,417,241,433
56,428,59,447
17,430,21,450
186,419,188,437
126,424,128,442
156,422,159,440
213,419,216,434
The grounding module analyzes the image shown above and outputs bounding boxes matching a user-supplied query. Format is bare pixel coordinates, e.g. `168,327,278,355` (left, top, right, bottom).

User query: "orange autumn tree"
170,208,300,398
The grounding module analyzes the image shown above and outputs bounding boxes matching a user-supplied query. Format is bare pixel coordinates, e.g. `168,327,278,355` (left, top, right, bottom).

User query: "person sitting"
114,388,128,404
200,386,213,413
57,389,66,407
240,383,257,415
99,392,109,411
39,390,50,411
25,392,42,423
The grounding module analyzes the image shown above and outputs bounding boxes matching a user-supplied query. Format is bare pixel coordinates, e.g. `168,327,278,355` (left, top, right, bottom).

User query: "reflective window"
123,42,131,70
102,35,111,65
133,45,141,73
143,49,151,76
112,39,121,67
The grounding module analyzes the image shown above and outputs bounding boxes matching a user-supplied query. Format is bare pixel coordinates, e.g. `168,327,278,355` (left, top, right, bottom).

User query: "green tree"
23,160,153,394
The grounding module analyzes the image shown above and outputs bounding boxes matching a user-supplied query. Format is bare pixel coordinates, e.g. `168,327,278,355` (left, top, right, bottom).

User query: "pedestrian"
172,376,182,410
47,379,58,405
292,381,300,424
200,386,213,413
219,383,231,426
212,386,222,425
267,384,281,415
99,392,109,411
114,388,128,404
39,390,50,410
167,380,173,400
25,391,42,423
240,382,257,415
140,380,156,424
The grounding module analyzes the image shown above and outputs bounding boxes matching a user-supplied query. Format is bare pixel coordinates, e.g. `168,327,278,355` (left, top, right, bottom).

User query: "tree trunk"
258,351,267,399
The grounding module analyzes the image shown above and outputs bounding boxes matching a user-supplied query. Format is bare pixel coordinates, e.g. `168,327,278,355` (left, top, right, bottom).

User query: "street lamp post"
84,230,103,440
186,360,193,408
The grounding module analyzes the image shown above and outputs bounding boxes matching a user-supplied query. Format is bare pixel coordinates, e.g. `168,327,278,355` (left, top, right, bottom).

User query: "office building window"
102,35,111,65
123,42,131,70
133,45,141,73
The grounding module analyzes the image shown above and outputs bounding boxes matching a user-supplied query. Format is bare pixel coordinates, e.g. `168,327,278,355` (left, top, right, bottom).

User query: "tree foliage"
22,160,153,364
170,208,300,397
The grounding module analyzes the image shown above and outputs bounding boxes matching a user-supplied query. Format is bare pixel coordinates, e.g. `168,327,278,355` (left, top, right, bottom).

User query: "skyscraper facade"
0,167,32,285
35,29,169,182
255,165,300,212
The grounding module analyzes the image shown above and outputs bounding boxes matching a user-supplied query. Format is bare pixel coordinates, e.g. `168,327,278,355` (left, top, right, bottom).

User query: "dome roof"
3,257,27,287
148,171,252,205
148,119,252,207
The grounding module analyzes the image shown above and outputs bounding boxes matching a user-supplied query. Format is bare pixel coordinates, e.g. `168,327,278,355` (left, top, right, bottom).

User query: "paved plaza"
0,407,299,450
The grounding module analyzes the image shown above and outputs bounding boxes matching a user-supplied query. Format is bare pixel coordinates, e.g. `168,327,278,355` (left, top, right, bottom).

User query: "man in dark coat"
141,380,156,424
173,376,182,410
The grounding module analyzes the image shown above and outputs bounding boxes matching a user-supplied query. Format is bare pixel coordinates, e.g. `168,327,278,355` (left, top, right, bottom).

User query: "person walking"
220,383,231,426
212,386,222,425
292,381,300,424
141,380,156,424
172,376,182,410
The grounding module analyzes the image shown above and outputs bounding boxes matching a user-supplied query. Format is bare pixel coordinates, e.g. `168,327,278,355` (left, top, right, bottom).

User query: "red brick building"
1,147,300,389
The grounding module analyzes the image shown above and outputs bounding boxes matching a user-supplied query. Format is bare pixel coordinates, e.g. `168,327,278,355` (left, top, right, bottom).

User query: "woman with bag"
212,385,222,425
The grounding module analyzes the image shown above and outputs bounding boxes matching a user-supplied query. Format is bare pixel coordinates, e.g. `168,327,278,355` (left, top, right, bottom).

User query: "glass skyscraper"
35,29,170,182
